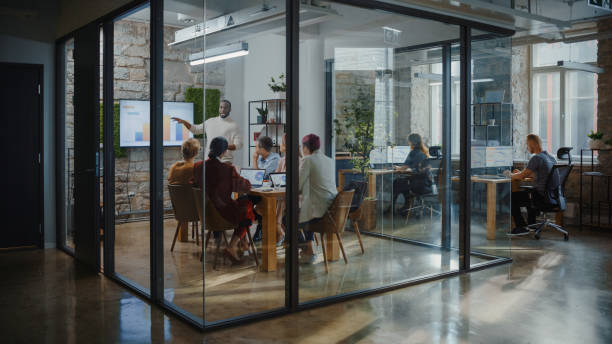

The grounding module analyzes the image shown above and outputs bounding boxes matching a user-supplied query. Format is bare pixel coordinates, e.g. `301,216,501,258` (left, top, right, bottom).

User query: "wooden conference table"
248,187,341,272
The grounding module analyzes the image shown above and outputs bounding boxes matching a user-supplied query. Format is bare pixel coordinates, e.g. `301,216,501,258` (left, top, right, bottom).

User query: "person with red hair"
298,134,337,264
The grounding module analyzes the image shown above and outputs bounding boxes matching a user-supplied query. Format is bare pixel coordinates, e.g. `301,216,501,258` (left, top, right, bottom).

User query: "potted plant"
268,73,286,99
256,107,268,124
588,131,604,149
334,86,376,229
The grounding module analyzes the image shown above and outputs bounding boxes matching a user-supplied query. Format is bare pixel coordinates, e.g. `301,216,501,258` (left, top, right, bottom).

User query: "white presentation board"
119,100,194,147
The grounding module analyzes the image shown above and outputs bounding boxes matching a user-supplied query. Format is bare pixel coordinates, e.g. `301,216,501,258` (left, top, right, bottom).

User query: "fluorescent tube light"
189,42,249,66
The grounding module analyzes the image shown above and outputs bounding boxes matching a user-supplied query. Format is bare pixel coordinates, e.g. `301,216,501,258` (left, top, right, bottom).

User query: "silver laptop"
240,168,265,187
270,173,286,187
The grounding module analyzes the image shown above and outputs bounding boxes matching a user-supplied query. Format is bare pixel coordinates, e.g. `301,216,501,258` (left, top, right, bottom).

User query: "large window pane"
113,6,151,291
298,1,460,303
567,71,598,155
532,72,561,154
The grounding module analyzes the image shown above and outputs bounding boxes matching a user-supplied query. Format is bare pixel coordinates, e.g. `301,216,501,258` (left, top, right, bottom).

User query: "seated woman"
298,134,337,264
392,133,432,214
168,138,200,185
193,136,255,262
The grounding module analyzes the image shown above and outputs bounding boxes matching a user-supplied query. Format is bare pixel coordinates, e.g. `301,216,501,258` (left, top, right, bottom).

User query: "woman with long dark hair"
193,136,255,262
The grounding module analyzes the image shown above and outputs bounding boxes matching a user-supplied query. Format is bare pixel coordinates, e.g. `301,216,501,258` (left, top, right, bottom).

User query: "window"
531,41,598,157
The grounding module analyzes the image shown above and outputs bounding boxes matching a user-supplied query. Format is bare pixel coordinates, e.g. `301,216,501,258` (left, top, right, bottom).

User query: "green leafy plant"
588,130,604,140
268,73,286,93
256,107,268,123
334,85,375,177
99,103,127,158
184,87,221,123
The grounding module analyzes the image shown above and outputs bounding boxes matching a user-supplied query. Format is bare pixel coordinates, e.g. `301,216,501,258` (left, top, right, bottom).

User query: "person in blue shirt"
391,133,432,214
252,136,280,179
509,134,557,236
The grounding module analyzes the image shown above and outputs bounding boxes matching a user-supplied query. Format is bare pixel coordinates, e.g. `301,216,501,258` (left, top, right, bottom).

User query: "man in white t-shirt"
172,99,242,165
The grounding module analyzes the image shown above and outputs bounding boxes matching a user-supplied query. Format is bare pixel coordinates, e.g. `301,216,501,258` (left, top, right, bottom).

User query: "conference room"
58,0,517,328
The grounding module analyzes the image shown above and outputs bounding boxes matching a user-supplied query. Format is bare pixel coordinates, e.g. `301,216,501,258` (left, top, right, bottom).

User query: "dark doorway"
0,63,43,248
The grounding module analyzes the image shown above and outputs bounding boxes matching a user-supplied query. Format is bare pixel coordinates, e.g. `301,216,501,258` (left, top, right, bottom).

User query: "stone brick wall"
64,19,226,215
511,45,529,160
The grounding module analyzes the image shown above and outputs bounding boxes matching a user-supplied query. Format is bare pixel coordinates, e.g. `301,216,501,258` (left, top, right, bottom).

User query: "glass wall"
63,37,76,250
161,0,205,320
470,34,512,261
297,2,462,302
112,5,152,291
62,0,516,330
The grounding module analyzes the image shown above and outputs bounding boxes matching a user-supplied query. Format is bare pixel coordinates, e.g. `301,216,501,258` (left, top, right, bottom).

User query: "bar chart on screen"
119,100,194,147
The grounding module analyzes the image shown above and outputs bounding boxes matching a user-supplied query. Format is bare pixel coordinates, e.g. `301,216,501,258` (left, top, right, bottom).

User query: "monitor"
270,173,286,187
119,100,194,147
240,168,265,187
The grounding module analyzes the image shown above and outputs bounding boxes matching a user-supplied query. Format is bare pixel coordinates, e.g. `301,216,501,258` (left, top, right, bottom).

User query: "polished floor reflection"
1,227,610,342
113,215,480,321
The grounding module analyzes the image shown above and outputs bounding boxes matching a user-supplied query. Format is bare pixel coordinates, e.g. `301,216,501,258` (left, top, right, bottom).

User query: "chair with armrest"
168,184,200,252
344,181,367,254
306,190,355,273
521,164,572,240
192,188,259,269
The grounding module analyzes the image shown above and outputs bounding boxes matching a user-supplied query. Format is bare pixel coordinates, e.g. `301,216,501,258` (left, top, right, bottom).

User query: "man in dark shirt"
509,134,557,236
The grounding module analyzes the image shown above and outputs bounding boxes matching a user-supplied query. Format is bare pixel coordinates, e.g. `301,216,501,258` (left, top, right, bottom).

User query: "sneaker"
508,227,530,236
299,253,318,264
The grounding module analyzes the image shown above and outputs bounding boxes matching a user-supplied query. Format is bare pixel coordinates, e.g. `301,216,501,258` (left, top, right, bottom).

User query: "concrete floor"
1,226,610,343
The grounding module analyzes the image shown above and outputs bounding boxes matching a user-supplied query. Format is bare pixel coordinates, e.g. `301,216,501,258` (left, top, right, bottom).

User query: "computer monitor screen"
119,100,194,147
270,173,286,187
240,169,265,187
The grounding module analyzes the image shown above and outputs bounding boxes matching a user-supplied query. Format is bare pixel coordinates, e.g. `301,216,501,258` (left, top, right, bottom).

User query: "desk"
249,188,341,271
337,169,412,197
451,176,511,240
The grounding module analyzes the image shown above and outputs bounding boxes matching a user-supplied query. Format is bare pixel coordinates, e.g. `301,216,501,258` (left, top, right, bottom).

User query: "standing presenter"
172,99,242,166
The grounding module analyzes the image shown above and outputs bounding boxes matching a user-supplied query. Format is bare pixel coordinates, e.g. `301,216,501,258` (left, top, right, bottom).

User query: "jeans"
512,191,543,227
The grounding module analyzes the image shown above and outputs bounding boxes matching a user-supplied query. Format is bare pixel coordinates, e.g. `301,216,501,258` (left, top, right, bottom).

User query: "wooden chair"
343,181,367,254
193,188,259,269
168,184,200,252
306,190,355,273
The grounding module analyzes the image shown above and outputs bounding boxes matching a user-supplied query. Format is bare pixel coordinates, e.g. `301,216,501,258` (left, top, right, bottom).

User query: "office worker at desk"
193,137,255,262
298,134,337,264
392,133,432,214
252,135,280,179
508,134,557,236
172,99,242,166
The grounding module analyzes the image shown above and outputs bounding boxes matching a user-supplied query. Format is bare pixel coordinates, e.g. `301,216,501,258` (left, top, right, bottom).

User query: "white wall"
222,32,328,168
0,34,56,248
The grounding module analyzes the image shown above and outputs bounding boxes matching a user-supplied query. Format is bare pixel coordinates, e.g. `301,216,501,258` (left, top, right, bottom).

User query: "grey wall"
0,35,56,247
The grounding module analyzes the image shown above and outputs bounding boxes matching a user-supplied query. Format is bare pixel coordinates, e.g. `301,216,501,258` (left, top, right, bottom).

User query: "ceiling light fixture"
189,42,249,65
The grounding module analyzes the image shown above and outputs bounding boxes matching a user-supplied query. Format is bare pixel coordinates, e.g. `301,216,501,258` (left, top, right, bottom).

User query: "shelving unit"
579,148,612,230
471,102,512,147
248,98,286,166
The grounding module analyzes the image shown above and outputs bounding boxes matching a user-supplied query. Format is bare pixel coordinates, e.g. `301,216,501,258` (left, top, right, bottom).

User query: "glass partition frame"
56,0,516,331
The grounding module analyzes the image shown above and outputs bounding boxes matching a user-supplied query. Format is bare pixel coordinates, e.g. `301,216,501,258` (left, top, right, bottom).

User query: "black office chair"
522,164,572,240
557,147,573,165
429,146,442,159
404,158,439,222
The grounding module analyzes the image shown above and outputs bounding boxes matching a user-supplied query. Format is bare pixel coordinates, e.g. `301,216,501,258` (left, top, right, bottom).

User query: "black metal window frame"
55,0,514,332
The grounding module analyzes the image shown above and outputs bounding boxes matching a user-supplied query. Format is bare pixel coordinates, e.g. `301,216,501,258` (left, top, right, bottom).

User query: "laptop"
270,173,286,187
240,168,265,187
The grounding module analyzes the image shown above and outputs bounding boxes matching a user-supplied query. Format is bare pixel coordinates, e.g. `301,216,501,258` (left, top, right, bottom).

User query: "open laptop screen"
270,173,286,187
240,168,265,187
